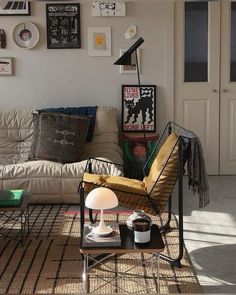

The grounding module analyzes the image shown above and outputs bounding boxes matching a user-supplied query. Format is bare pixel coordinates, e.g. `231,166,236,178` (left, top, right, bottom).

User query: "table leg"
20,211,24,247
156,253,160,293
83,254,89,293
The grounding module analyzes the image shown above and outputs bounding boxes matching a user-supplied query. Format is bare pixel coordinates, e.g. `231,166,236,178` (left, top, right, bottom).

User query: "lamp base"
92,225,113,237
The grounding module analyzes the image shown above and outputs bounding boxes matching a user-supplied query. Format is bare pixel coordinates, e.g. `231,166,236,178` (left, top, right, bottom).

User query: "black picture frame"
122,85,156,132
0,1,31,16
46,3,81,49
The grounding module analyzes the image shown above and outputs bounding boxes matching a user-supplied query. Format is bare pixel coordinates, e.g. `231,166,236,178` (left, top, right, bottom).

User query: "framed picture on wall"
92,0,126,16
0,57,13,75
88,27,111,56
0,1,30,15
120,48,141,74
122,85,156,132
46,3,81,49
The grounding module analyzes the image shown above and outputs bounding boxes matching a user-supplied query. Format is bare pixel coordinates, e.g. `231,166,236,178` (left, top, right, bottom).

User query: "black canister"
132,218,151,244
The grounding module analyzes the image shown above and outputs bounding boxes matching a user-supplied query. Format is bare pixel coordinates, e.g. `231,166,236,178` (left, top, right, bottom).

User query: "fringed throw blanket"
186,133,209,208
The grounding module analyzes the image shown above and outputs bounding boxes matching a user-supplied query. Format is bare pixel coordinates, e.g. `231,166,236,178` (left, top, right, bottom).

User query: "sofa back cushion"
0,107,123,166
0,110,34,165
81,107,123,164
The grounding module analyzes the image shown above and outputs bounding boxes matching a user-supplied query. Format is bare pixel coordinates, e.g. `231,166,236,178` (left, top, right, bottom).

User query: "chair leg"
159,195,172,234
159,137,184,268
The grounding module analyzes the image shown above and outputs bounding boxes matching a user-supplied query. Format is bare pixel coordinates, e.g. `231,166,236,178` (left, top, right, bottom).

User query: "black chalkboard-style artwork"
46,3,81,49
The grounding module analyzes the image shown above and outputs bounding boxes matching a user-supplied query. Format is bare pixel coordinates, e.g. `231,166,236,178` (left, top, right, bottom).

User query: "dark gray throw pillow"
29,112,90,163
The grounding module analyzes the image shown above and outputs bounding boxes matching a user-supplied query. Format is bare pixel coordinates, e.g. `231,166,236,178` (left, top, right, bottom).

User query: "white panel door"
220,0,236,174
175,1,221,175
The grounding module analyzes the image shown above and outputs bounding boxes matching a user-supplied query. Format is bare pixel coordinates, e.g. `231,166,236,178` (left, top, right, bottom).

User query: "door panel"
220,0,236,174
175,1,220,175
183,100,209,152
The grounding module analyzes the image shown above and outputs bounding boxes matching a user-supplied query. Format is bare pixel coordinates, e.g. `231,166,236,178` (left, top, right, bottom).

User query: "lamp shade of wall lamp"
114,37,144,65
85,187,118,236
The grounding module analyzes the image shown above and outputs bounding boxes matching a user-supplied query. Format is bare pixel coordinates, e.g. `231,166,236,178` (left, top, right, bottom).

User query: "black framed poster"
122,85,156,132
0,1,31,16
46,3,81,49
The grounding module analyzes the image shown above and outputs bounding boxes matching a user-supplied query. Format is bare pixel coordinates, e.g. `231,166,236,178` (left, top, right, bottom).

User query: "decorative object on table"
0,189,23,206
82,222,121,247
85,187,118,236
121,85,156,132
126,209,152,230
133,218,151,244
0,57,13,75
0,1,30,15
0,29,6,48
124,24,137,39
88,26,111,56
12,22,40,49
92,0,126,16
46,3,81,49
119,48,140,74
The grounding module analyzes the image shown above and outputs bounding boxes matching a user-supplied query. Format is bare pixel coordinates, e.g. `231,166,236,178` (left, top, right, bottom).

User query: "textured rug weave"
0,205,202,294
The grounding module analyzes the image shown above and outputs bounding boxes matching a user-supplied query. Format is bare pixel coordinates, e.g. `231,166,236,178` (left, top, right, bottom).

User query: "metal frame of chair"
79,121,193,268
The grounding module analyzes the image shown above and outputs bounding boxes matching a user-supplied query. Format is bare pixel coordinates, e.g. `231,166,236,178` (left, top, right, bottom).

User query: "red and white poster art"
122,85,156,132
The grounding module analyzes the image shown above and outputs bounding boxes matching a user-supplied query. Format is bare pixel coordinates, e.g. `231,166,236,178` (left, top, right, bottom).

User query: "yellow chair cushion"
143,132,179,212
83,172,154,213
83,172,146,195
82,132,179,215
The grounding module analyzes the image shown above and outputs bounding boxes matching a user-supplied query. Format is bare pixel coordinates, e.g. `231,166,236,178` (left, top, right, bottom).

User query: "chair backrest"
143,132,179,214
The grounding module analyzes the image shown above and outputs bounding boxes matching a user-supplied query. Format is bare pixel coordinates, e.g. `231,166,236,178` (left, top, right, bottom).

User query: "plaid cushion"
29,112,89,163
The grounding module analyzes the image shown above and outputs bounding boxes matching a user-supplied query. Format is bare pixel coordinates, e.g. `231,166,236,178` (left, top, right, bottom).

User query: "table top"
0,192,30,212
80,224,165,254
121,132,159,142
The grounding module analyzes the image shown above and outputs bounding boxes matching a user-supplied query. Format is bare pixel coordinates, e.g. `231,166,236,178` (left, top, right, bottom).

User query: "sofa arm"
85,157,124,177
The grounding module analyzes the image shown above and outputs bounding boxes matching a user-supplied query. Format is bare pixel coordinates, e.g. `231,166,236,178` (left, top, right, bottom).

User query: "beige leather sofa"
0,107,123,204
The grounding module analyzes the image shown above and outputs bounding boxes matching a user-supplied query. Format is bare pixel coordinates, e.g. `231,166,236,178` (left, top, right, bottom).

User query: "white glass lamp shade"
85,187,118,236
85,187,118,210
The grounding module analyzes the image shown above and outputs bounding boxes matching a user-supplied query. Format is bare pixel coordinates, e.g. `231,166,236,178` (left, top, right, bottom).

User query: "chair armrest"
85,157,124,176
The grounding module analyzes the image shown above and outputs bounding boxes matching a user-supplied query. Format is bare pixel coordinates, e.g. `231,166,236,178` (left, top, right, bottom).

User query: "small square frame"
0,58,13,76
122,85,156,132
120,48,141,74
0,1,30,16
88,27,111,56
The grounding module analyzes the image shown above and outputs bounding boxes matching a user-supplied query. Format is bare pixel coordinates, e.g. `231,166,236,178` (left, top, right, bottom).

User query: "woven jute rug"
0,205,202,294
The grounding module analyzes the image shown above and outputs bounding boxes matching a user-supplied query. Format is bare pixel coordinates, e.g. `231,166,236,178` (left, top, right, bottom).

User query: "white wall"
0,1,174,132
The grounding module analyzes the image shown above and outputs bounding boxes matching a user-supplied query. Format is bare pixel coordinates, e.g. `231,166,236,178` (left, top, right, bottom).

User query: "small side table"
0,192,30,246
80,224,165,294
120,132,159,179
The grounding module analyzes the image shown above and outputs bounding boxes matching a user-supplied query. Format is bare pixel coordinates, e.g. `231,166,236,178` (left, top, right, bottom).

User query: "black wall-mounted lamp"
114,37,149,158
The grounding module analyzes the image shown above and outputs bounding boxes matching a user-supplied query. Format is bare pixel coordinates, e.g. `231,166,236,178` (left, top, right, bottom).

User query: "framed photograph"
122,85,156,132
88,27,111,56
92,0,126,16
0,58,13,75
120,48,141,74
0,1,30,16
46,3,81,49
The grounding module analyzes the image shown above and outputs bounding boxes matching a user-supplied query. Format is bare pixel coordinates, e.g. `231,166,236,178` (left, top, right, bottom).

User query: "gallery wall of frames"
0,0,173,133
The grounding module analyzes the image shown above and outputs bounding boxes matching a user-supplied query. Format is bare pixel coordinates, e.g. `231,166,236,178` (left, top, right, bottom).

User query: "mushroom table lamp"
85,187,118,236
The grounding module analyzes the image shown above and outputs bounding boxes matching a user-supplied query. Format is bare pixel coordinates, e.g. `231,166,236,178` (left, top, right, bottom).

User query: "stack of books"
82,222,121,247
0,190,24,207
